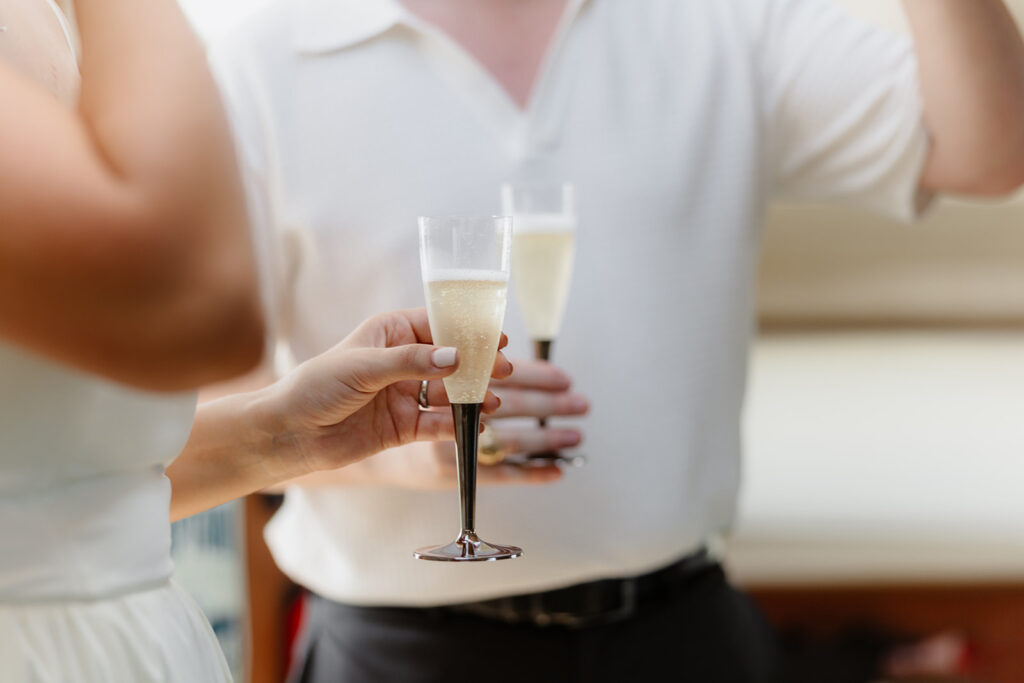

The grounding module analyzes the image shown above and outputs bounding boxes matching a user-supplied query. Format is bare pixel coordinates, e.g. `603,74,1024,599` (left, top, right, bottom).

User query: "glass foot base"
414,531,523,562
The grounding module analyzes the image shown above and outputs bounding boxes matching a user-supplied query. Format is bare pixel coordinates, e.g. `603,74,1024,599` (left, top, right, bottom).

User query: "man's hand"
425,357,589,478
485,358,589,454
906,0,1024,195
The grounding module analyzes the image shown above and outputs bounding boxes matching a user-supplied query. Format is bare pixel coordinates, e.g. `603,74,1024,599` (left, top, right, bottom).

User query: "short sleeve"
761,0,931,221
207,37,298,376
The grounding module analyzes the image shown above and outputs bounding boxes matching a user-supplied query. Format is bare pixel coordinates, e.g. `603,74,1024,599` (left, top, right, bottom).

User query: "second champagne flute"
414,215,522,562
502,182,584,466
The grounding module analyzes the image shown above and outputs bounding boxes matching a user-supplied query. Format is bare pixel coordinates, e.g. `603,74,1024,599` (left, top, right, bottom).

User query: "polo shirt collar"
292,0,407,54
292,0,590,55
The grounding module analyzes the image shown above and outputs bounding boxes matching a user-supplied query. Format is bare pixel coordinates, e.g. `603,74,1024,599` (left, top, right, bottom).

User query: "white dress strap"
43,0,77,66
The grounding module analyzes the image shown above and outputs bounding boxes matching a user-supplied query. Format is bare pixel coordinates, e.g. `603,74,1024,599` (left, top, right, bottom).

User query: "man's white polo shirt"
210,0,928,606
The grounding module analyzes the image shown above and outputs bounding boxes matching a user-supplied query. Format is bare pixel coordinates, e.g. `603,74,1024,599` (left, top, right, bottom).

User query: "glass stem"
533,339,553,429
452,403,482,534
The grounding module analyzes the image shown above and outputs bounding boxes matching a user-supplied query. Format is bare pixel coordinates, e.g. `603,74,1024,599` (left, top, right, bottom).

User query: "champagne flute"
414,215,522,562
501,183,585,467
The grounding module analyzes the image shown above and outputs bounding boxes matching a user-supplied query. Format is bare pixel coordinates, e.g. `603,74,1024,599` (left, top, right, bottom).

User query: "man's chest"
281,44,758,220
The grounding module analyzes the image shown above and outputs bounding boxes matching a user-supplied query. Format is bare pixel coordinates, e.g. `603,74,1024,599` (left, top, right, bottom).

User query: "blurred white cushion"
729,330,1024,585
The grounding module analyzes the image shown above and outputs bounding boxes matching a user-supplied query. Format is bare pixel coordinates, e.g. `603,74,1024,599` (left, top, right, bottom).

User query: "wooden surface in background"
244,495,295,683
750,584,1024,682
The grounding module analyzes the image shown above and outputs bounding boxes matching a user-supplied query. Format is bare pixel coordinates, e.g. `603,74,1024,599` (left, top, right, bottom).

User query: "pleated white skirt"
0,580,232,683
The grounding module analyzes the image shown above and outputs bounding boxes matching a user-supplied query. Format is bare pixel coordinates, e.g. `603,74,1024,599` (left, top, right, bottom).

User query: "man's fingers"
492,358,571,390
491,426,582,455
427,443,562,488
492,388,589,418
478,463,563,486
424,462,562,489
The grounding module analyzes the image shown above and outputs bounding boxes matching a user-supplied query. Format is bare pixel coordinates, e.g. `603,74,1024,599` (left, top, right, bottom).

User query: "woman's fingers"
491,387,589,419
396,307,434,345
342,344,458,394
421,379,451,408
412,411,455,441
419,382,501,412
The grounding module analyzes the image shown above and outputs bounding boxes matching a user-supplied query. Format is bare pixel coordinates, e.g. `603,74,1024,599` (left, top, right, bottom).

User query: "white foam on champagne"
424,268,509,284
512,213,577,234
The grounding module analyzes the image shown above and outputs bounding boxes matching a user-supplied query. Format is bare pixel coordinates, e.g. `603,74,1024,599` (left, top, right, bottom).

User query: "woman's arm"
0,0,263,391
167,309,511,522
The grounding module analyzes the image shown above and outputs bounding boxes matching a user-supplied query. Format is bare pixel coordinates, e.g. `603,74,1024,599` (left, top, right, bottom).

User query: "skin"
0,0,264,391
400,0,567,109
903,0,1024,195
167,309,513,520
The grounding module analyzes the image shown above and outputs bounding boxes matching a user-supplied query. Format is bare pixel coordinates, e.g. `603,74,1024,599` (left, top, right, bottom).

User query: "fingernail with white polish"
433,347,457,368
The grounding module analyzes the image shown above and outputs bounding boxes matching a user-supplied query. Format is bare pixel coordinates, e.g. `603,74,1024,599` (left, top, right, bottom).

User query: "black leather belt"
443,549,717,629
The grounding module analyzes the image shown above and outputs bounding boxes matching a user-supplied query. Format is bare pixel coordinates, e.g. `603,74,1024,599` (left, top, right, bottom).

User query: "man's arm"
905,0,1024,195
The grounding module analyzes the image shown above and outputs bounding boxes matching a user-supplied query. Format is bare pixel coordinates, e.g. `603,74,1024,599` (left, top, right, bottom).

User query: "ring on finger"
477,421,505,466
418,380,430,410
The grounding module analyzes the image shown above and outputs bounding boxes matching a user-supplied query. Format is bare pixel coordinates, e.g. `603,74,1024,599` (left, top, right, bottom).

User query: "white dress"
0,339,232,683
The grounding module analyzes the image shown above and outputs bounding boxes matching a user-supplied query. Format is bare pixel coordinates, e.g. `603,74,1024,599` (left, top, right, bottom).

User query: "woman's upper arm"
0,56,264,390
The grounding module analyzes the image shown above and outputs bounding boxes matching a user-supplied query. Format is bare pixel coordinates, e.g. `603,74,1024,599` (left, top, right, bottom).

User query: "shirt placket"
406,0,587,164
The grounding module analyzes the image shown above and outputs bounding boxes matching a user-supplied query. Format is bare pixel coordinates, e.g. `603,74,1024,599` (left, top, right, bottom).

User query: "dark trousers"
288,565,781,683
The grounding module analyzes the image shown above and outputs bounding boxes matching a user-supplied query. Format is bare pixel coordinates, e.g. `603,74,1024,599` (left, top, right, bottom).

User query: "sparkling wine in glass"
414,215,522,562
502,183,584,466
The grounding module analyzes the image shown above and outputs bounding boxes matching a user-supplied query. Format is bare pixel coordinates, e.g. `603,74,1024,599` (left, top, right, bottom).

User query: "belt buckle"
529,579,638,629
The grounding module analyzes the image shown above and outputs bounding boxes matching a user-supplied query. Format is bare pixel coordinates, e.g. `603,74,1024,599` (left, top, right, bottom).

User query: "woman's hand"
272,356,589,492
169,307,512,520
259,308,512,475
